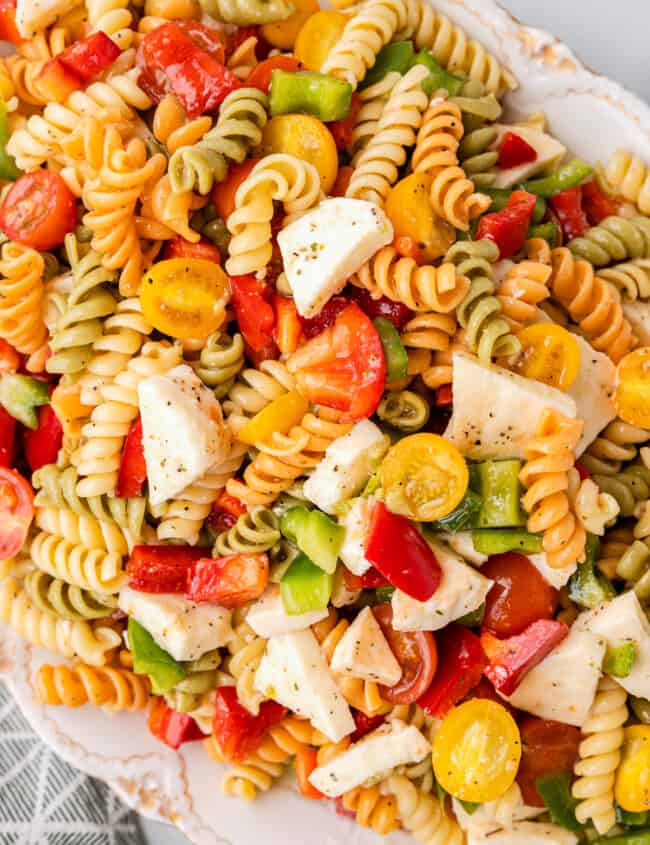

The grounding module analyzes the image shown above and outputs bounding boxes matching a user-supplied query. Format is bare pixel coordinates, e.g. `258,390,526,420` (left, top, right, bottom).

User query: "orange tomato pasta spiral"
520,408,587,570
36,663,150,710
525,236,553,265
497,260,552,332
152,94,212,155
0,241,48,366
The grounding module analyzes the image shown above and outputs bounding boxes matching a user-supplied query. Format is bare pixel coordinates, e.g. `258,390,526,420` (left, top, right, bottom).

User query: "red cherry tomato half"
0,171,76,251
246,55,304,92
163,236,221,263
517,716,581,807
373,603,437,704
0,467,34,559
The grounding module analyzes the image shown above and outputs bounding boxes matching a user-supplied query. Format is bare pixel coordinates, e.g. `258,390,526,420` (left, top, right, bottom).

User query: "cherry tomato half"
373,603,437,704
246,56,303,92
0,467,35,559
616,725,650,813
515,323,581,391
261,114,338,194
517,716,581,807
385,173,456,263
261,0,319,50
615,347,650,429
0,171,76,251
294,9,348,71
482,553,558,638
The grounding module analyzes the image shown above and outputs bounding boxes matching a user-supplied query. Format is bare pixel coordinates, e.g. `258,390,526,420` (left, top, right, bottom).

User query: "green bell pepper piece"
617,805,650,827
280,553,333,614
128,618,187,694
482,187,546,224
523,159,593,199
361,42,414,89
0,100,19,182
528,222,559,246
374,585,395,604
457,799,481,815
473,460,527,528
593,831,650,845
604,642,637,678
410,50,464,97
429,488,483,532
471,528,543,556
280,507,344,574
373,317,407,383
568,534,616,609
535,771,583,833
269,70,352,122
456,602,485,628
0,373,50,429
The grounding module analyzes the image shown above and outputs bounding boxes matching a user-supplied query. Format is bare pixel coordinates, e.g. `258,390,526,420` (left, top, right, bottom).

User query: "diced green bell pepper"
373,317,407,383
482,187,546,224
528,222,559,246
429,488,483,532
0,100,19,182
535,771,583,833
617,805,650,827
269,70,352,122
280,506,344,574
604,642,637,678
523,159,593,199
280,553,333,614
0,373,50,429
361,42,414,89
568,534,616,609
472,528,543,556
128,617,187,694
473,460,527,528
593,831,650,845
456,602,485,628
410,50,464,97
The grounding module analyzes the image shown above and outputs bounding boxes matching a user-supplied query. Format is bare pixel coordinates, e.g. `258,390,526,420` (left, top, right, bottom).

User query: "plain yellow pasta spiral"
605,149,650,214
349,71,400,158
30,531,126,594
224,359,294,432
497,259,552,332
37,663,150,710
387,775,464,845
86,0,135,49
0,241,48,366
224,618,268,715
35,505,129,556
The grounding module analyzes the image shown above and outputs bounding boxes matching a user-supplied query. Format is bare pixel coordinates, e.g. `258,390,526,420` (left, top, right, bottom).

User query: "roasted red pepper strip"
0,406,15,468
365,502,441,602
229,274,276,354
498,131,537,170
127,545,206,593
418,624,487,718
343,566,390,591
213,687,287,761
476,190,537,259
581,180,619,226
163,236,221,264
148,698,206,749
116,418,147,499
350,710,385,742
23,404,62,472
481,619,569,696
548,186,589,242
186,553,269,607
58,32,120,82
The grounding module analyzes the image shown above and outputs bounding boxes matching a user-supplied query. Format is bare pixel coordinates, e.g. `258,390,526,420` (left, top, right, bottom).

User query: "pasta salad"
1,0,650,841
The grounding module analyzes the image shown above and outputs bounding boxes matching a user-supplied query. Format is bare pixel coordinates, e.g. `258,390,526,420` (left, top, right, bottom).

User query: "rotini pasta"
164,650,221,712
224,358,294,432
569,215,650,267
452,80,502,188
30,531,126,594
496,259,552,332
600,258,650,302
376,390,430,432
224,619,268,715
349,72,400,158
191,331,245,399
23,569,118,621
604,149,650,215
581,418,650,476
214,506,281,556
200,0,294,25
0,241,48,368
388,775,465,845
37,662,150,710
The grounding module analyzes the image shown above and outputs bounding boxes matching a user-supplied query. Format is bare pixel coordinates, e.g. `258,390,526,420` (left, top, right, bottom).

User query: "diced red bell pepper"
327,92,361,151
418,624,487,718
346,286,413,332
481,619,569,696
476,190,537,259
186,553,269,607
0,0,23,44
23,404,62,472
58,32,120,83
581,180,619,226
575,461,590,481
229,274,277,354
295,746,325,799
213,686,287,761
272,295,302,355
548,186,589,242
0,406,15,468
435,384,453,407
343,566,390,591
148,697,206,749
498,131,538,170
116,418,146,499
365,502,442,602
206,489,246,536
332,165,353,198
127,545,206,593
216,489,247,518
351,710,385,742
163,236,221,264
36,59,83,102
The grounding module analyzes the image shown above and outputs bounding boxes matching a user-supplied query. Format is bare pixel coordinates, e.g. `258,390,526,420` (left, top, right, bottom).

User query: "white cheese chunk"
278,198,393,317
624,301,650,345
392,539,493,632
490,124,567,189
246,585,328,637
528,552,577,589
254,630,354,742
330,566,361,608
308,720,431,797
565,336,616,457
138,364,230,506
302,421,389,514
505,627,605,726
444,352,577,460
339,496,375,576
330,606,402,686
467,822,578,845
16,0,79,37
576,591,650,699
119,587,232,662
445,531,488,567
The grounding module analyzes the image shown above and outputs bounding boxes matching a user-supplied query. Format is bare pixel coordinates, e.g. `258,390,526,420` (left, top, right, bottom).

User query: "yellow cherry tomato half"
615,346,650,429
261,0,319,49
140,258,229,340
615,725,650,813
260,113,338,194
515,323,581,391
385,173,456,263
380,432,468,522
433,699,522,803
237,390,309,446
294,10,348,71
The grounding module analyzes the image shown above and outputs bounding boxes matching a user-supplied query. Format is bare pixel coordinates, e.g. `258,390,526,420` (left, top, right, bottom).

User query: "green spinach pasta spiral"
199,0,293,24
214,506,281,556
376,390,430,433
451,80,502,189
599,258,650,302
192,330,245,398
23,569,118,621
569,216,650,267
592,461,650,517
164,650,221,712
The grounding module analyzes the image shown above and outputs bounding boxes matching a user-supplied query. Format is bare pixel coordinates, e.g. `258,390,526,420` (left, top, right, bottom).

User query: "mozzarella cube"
505,627,605,726
330,606,402,686
467,822,578,845
528,552,577,589
254,630,354,742
303,421,389,514
246,585,328,637
624,301,650,345
330,566,361,608
566,336,616,457
445,532,488,567
308,720,431,797
138,364,231,506
278,198,393,317
444,352,577,460
16,0,76,37
490,124,567,189
119,587,232,662
392,539,493,632
339,496,375,576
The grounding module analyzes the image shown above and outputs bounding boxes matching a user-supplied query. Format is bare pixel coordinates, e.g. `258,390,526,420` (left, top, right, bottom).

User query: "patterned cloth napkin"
0,680,145,845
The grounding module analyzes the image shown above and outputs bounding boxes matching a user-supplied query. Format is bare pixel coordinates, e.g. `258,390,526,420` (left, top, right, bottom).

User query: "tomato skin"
116,418,146,498
213,686,287,761
482,553,558,637
23,404,63,472
186,553,269,607
272,295,302,355
212,158,259,221
246,56,304,92
373,603,437,704
0,171,76,251
0,467,34,559
517,716,581,807
331,165,353,198
350,710,385,742
476,190,537,259
516,323,581,391
57,31,120,82
127,545,205,593
470,676,515,716
298,296,348,339
261,113,338,194
418,625,487,718
549,186,589,242
435,384,453,407
148,697,206,749
163,236,221,264
615,347,650,429
0,406,15,468
498,132,537,170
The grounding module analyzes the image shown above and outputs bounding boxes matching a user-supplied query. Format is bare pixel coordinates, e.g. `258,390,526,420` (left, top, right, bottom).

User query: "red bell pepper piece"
295,746,325,799
418,624,487,718
213,686,287,761
216,489,247,519
327,92,361,151
548,186,589,242
343,566,390,591
581,180,619,226
0,406,15,468
481,619,569,696
229,274,276,354
498,131,537,170
116,418,147,499
365,501,442,602
186,553,269,607
36,59,83,101
476,190,537,259
58,32,120,83
23,404,62,472
0,0,23,44
272,295,302,356
350,710,385,742
127,545,206,593
435,384,453,407
163,236,221,264
148,697,206,749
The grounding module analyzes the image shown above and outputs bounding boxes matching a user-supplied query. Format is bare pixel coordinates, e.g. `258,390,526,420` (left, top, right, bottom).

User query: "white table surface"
142,2,650,843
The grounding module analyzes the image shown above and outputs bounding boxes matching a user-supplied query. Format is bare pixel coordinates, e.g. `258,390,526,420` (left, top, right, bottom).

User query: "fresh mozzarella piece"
303,421,389,514
119,587,232,662
445,532,488,567
467,822,578,845
254,630,354,742
391,539,493,632
308,720,431,797
576,591,650,699
505,627,605,726
527,552,576,589
278,198,393,318
339,496,375,576
490,124,567,189
330,566,361,608
138,364,230,506
16,0,76,37
246,585,329,637
453,784,543,836
565,336,616,457
330,606,402,686
444,352,577,460
624,301,650,345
